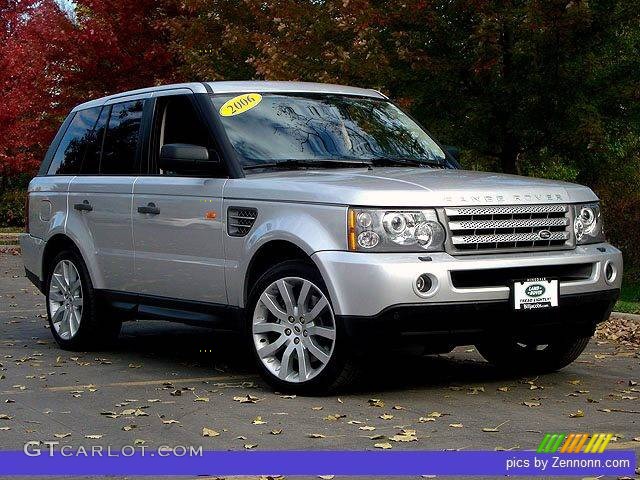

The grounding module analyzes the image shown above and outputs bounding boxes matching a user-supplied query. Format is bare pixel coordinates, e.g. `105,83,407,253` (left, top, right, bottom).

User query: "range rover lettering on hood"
443,193,567,204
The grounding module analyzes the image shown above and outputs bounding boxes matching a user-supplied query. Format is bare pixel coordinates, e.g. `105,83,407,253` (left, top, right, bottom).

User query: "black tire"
246,260,357,394
45,250,122,351
476,335,591,374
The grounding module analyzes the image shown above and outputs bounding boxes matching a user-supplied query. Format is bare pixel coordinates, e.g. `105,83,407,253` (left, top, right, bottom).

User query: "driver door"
132,93,228,305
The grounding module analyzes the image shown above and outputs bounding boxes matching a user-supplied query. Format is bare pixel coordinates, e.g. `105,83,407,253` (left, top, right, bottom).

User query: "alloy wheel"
252,277,336,383
48,260,83,340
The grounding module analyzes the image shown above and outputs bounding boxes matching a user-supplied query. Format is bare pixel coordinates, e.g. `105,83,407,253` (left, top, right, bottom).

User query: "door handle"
73,200,93,212
137,202,160,215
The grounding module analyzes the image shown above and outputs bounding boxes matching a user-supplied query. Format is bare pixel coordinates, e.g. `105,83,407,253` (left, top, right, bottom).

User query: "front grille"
227,207,257,237
443,204,573,254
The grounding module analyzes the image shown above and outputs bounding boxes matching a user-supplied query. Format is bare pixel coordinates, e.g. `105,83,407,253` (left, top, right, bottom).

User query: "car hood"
223,167,598,207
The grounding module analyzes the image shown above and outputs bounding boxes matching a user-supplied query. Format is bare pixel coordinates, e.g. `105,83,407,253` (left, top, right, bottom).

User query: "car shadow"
108,320,532,394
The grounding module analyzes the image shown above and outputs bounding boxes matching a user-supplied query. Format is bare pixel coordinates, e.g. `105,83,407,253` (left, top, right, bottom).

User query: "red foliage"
0,0,175,179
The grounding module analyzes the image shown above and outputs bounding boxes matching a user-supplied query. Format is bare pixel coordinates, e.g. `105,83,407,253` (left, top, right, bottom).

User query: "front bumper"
313,243,622,317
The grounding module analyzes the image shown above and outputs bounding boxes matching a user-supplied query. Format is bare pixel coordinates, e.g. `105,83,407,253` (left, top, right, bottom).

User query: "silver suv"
21,81,623,392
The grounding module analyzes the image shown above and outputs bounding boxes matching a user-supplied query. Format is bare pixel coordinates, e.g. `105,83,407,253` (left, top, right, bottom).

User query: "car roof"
71,81,387,112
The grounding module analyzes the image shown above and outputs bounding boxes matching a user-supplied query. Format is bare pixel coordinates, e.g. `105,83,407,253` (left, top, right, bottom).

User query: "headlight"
572,203,605,244
348,208,446,252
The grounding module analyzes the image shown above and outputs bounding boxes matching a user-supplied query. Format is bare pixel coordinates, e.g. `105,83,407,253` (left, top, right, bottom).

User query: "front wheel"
476,335,591,374
247,261,356,394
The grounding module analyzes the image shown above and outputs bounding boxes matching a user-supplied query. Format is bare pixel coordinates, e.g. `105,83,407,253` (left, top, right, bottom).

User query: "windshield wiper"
243,159,373,171
367,157,443,168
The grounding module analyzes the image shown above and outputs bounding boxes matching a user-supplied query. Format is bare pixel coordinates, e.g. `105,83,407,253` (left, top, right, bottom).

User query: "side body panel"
66,177,135,290
22,176,73,280
131,177,227,304
221,193,348,308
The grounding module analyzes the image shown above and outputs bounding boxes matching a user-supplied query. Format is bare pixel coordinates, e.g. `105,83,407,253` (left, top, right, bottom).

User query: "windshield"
210,93,447,169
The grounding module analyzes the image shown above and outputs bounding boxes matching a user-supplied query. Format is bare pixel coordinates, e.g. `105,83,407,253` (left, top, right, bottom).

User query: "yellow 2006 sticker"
219,93,262,117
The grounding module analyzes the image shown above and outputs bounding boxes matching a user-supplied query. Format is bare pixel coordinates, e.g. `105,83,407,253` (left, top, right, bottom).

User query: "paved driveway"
0,249,638,478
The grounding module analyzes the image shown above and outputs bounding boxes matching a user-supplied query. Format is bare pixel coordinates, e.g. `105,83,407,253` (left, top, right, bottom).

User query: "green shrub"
0,189,27,227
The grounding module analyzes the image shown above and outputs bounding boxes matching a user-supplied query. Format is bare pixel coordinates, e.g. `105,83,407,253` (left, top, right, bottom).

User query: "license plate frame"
512,277,559,311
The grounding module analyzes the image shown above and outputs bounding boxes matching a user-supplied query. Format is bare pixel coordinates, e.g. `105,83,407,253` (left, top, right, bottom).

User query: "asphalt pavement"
0,249,638,479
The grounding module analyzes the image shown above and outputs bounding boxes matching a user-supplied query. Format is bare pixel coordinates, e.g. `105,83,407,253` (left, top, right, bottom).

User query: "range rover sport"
21,81,623,392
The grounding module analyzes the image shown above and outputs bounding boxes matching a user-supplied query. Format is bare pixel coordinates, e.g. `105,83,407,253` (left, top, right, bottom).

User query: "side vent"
227,207,258,237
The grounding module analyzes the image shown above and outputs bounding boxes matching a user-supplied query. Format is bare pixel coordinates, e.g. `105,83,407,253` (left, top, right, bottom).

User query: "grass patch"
0,226,22,234
615,269,640,314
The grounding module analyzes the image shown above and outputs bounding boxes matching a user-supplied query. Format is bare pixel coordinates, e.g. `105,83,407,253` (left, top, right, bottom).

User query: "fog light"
604,261,617,284
415,274,433,294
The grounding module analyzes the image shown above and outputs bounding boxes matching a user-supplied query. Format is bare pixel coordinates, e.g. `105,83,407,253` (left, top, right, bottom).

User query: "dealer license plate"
513,278,559,310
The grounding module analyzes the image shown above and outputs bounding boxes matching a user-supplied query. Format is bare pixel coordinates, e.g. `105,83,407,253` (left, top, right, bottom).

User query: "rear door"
131,93,228,304
67,97,148,291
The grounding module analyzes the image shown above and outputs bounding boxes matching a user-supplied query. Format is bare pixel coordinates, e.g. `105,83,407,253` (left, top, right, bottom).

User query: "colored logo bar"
537,433,614,453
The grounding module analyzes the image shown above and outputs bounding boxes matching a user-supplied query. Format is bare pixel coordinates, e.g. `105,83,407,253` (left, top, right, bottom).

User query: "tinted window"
48,108,101,175
162,96,209,147
80,106,110,174
101,100,144,175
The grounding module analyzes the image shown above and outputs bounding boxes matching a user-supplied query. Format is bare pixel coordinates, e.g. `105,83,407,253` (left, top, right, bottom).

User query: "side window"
48,107,101,175
80,106,110,174
161,96,210,147
100,100,144,175
150,95,226,177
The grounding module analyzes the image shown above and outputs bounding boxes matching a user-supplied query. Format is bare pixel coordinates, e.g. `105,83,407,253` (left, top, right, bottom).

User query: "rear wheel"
45,250,121,350
247,260,356,394
476,335,591,374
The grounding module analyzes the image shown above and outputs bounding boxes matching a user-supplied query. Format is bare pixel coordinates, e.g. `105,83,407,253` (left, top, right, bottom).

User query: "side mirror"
444,145,460,162
159,143,217,173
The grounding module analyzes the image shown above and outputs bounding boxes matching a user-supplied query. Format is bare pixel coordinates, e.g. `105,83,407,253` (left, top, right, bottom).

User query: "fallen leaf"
54,433,70,438
347,420,363,425
233,395,260,404
0,414,12,420
84,435,102,439
280,395,296,399
368,399,385,408
359,426,376,431
162,419,179,425
379,414,394,420
523,401,541,408
134,439,145,446
270,429,282,435
428,411,443,418
252,416,267,425
122,425,136,432
389,434,417,442
482,421,509,433
419,417,435,423
202,427,220,437
319,476,335,479
244,444,257,449
497,386,510,392
194,397,210,403
374,442,392,449
449,423,464,428
311,406,324,411
569,409,584,418
308,433,326,438
324,414,346,421
392,405,404,410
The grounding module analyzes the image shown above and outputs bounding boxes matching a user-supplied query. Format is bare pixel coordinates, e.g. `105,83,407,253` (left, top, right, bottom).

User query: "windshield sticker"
219,93,262,117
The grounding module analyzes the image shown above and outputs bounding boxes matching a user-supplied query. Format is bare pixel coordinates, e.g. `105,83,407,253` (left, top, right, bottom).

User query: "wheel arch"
41,234,99,288
243,240,320,307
